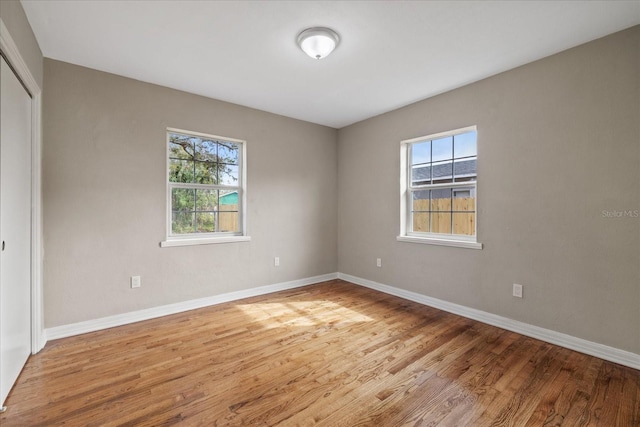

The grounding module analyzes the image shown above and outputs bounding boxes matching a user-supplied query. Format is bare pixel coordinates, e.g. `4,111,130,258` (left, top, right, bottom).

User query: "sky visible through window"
411,131,477,166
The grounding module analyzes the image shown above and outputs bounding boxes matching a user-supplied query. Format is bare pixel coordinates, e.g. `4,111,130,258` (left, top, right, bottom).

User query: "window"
398,126,481,249
161,128,249,247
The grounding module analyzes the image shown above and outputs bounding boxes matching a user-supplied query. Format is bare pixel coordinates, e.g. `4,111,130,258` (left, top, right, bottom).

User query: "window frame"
398,125,482,250
161,127,250,247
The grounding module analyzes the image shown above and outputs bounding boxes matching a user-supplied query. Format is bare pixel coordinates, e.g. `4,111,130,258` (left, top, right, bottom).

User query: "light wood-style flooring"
2,279,639,426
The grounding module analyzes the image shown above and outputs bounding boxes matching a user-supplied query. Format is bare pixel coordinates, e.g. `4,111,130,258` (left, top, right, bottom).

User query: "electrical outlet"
131,276,141,289
274,257,280,267
376,258,382,268
513,283,523,298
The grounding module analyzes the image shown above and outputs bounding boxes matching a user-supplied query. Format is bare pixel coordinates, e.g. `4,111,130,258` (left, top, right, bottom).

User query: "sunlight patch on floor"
236,300,373,327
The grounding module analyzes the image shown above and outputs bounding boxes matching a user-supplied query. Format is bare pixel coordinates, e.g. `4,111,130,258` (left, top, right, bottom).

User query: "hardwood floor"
2,279,638,426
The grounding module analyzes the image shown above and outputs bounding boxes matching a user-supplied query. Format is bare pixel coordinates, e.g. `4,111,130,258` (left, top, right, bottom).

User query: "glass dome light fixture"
296,27,340,60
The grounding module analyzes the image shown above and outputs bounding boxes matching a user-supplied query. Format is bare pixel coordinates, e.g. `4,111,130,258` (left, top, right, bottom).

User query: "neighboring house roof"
412,158,477,184
220,191,238,205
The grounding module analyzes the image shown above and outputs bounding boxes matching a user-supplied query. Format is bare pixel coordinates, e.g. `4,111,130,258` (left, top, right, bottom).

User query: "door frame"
0,19,44,353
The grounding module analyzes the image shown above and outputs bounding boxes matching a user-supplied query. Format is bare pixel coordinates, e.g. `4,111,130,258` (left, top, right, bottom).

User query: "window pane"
220,190,239,211
172,188,195,211
218,141,239,165
411,141,431,165
411,165,431,185
169,159,194,183
412,212,430,232
453,189,475,211
432,160,453,183
432,136,453,162
219,164,239,186
219,211,239,232
194,139,217,162
195,212,216,233
453,213,475,236
412,190,430,212
169,134,194,160
454,131,477,158
195,161,217,184
431,212,452,234
454,157,476,180
431,188,452,212
172,211,195,234
196,189,218,211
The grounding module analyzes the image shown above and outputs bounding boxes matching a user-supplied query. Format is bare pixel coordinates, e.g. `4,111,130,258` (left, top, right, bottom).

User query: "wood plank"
1,279,637,426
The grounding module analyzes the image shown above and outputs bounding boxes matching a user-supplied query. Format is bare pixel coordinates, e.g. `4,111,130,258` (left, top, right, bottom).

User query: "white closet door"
0,55,32,407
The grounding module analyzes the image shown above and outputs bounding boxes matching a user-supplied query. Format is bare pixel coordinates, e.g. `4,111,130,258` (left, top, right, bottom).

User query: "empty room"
0,0,639,425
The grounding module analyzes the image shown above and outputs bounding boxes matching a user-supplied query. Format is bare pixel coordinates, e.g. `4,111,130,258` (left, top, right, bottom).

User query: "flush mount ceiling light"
297,27,340,60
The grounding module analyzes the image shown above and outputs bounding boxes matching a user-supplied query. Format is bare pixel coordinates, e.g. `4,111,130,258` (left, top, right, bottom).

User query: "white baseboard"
44,272,338,342
338,273,640,370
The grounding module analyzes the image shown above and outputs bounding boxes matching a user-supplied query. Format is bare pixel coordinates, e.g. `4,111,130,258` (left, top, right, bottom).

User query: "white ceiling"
21,0,640,129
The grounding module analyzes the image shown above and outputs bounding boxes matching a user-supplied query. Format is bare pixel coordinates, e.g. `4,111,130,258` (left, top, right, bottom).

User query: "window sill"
160,236,251,248
396,235,482,250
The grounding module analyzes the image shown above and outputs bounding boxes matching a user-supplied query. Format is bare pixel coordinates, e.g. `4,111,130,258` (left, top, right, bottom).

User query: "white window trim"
161,127,250,247
398,125,482,250
396,235,482,249
160,236,250,248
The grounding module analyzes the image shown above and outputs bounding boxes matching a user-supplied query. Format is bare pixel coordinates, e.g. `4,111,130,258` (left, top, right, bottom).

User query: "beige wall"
43,59,338,327
337,26,640,354
0,0,43,88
